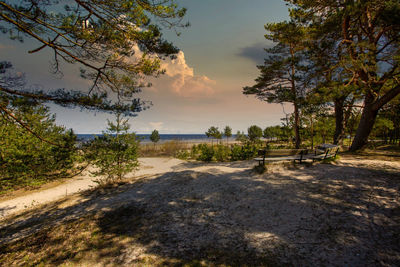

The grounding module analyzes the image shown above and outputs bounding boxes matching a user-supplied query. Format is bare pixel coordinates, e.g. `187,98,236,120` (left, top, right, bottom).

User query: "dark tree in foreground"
0,0,187,119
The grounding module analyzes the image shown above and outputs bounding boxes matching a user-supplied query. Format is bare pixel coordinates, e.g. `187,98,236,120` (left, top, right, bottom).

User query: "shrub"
230,144,244,161
214,144,230,162
176,149,190,160
197,144,214,162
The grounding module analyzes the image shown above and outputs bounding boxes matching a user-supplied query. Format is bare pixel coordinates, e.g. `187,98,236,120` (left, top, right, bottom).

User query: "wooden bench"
254,145,339,165
254,149,309,165
311,144,339,161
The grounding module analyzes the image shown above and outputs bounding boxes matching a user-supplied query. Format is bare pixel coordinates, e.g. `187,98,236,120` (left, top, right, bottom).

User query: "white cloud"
158,51,216,97
125,45,216,98
149,121,164,130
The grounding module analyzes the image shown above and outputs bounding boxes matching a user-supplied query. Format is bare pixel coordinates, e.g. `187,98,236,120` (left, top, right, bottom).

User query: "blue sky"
0,0,291,134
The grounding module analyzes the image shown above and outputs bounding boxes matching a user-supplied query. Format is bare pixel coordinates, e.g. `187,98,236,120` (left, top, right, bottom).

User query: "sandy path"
0,157,184,219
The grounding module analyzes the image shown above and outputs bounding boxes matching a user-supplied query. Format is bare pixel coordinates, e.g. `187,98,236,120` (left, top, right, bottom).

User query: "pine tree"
0,97,76,191
150,129,160,147
0,1,187,117
244,20,309,148
224,126,232,144
287,0,400,150
85,114,139,183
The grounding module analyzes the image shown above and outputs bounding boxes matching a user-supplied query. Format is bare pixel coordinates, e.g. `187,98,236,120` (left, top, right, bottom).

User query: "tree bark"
350,85,400,151
293,102,301,149
350,95,378,151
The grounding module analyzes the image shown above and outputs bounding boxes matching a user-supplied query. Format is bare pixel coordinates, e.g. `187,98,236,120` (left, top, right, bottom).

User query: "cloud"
236,42,272,64
149,121,164,130
125,45,216,98
153,51,216,97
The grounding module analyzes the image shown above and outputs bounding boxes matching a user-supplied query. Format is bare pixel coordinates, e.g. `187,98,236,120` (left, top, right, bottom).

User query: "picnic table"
254,144,339,165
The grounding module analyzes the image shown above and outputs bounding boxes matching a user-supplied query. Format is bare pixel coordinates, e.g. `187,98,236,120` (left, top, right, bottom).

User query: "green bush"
230,144,244,161
214,144,230,162
190,143,262,162
176,149,190,160
196,144,214,162
0,98,77,193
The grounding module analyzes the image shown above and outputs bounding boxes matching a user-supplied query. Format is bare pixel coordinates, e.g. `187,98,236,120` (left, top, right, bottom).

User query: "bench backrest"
258,149,307,157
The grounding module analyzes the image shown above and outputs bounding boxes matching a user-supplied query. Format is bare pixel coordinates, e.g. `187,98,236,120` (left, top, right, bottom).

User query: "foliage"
247,125,263,143
191,142,261,162
0,1,188,116
287,0,400,150
176,149,190,160
196,144,214,162
230,143,260,161
243,19,308,148
205,126,222,144
84,114,139,183
235,131,248,143
0,97,77,192
223,126,232,141
150,129,160,144
214,144,231,162
371,117,394,139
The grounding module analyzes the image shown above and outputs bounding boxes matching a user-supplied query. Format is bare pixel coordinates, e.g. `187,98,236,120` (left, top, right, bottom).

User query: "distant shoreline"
77,134,238,144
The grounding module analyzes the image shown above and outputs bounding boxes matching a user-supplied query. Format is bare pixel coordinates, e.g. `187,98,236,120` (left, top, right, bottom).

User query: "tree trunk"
294,102,301,149
350,95,379,151
310,116,314,150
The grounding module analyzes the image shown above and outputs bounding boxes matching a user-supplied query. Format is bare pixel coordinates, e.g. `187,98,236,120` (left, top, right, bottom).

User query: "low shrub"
214,144,230,162
196,144,214,162
189,142,263,162
176,149,190,160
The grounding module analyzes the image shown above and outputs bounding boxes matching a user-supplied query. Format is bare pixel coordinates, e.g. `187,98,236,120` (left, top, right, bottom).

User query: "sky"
0,0,292,134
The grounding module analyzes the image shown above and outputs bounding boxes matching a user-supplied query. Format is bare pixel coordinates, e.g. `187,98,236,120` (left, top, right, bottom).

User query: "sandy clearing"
0,157,399,266
0,157,184,218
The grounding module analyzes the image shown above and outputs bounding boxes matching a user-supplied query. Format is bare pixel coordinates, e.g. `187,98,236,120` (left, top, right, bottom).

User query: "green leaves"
0,98,77,193
247,125,263,143
84,114,139,183
0,0,187,115
205,126,222,140
150,129,160,144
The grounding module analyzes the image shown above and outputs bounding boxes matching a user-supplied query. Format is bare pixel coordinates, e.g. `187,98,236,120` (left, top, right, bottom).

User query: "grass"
139,140,192,157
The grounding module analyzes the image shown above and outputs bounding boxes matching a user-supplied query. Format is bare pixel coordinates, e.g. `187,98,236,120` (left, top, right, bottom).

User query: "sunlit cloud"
153,51,216,97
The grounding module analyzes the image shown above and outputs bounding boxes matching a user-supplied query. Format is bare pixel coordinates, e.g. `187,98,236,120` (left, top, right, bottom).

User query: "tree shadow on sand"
1,162,400,266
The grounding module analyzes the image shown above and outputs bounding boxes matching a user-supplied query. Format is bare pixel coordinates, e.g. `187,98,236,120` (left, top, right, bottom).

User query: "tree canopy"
0,0,187,116
150,129,160,144
245,0,400,150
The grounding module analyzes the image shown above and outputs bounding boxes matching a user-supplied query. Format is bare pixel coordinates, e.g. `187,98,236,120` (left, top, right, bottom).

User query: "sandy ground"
1,156,400,266
0,158,183,219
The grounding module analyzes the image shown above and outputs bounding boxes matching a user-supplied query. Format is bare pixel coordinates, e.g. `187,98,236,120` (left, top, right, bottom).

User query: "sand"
1,156,399,265
0,158,184,219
